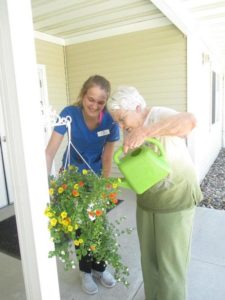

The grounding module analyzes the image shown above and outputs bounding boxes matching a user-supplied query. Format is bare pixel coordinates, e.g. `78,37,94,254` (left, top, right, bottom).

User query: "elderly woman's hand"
123,127,148,153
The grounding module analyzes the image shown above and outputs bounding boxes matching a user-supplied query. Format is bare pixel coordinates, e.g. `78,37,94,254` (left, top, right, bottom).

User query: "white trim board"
34,31,65,45
34,18,171,46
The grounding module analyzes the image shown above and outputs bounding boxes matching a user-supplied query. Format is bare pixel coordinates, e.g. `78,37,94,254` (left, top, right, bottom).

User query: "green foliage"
44,165,133,286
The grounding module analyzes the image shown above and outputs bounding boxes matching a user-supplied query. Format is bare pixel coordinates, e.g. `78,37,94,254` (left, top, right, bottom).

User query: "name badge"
97,129,110,137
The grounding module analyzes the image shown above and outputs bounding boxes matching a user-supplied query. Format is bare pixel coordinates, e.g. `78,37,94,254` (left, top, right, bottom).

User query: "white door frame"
37,64,56,174
0,98,9,208
0,89,15,207
0,137,8,208
0,0,60,299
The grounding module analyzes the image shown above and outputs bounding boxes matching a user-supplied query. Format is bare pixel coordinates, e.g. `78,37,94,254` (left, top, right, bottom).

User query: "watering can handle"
113,138,166,164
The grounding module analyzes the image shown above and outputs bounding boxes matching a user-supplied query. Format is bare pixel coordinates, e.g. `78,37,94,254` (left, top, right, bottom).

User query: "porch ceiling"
177,0,225,64
31,0,171,44
32,0,225,66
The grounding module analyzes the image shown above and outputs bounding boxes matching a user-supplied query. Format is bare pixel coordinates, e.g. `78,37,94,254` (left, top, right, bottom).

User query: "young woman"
107,86,202,300
45,75,120,295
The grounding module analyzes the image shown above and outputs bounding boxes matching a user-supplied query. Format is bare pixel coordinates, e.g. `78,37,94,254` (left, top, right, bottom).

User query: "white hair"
107,86,147,111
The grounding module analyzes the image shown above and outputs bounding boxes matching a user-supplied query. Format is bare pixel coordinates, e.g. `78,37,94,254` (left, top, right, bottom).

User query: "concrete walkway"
58,189,225,300
1,189,225,299
187,207,225,300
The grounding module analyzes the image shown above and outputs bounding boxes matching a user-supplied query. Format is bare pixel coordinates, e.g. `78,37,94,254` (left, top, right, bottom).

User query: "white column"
0,0,60,299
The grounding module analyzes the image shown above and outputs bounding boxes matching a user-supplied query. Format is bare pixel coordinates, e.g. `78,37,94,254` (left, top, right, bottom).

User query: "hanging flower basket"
44,165,133,286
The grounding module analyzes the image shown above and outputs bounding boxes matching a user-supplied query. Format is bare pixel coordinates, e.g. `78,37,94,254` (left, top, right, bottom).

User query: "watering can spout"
114,138,171,195
118,177,132,189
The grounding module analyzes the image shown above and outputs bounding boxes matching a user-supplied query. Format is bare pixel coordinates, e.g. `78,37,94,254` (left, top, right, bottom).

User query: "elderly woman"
107,86,202,300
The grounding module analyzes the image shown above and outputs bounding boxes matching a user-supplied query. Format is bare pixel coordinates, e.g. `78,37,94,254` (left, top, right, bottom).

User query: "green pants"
136,206,195,300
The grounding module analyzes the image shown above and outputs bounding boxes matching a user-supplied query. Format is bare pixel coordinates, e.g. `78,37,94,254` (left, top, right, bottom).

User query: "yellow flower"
46,211,54,217
68,225,73,232
74,224,79,230
82,169,88,175
49,188,54,196
61,211,67,219
73,238,83,246
74,240,80,246
112,183,118,188
58,187,64,193
44,207,51,216
50,218,57,226
73,183,79,190
62,219,70,226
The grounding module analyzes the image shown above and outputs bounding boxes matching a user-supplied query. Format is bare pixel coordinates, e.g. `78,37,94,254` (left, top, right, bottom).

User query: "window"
211,71,220,124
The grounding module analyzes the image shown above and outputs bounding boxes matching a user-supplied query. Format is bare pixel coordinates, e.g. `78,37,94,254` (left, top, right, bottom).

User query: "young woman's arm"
45,131,64,174
101,141,117,177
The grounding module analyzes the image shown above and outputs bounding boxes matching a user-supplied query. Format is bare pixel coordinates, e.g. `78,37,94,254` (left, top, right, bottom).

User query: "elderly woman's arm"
146,112,196,137
123,112,196,153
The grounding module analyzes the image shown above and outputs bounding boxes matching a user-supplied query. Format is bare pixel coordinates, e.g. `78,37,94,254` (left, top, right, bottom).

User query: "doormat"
0,215,21,259
0,200,123,260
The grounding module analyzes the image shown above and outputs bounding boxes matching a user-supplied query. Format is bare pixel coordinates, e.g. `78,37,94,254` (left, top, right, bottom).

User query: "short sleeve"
54,107,71,136
149,107,178,123
106,121,120,142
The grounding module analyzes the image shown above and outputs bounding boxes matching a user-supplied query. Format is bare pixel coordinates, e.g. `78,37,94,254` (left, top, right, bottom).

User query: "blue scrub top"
54,105,120,174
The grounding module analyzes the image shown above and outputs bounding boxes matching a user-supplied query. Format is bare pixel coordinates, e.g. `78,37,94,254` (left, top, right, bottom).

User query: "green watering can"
113,138,171,195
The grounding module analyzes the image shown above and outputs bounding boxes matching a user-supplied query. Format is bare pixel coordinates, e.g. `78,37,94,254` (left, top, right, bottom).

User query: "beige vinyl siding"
65,25,186,112
35,39,68,172
65,25,186,176
35,39,68,112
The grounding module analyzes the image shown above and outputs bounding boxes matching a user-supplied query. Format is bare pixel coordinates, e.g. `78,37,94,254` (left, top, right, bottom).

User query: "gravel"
199,148,225,210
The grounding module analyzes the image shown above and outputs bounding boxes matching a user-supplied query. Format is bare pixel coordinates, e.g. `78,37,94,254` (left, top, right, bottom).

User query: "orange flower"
88,211,95,218
90,245,96,251
62,184,67,189
95,209,103,217
109,192,117,199
79,181,84,187
72,190,79,197
111,198,118,204
106,183,112,189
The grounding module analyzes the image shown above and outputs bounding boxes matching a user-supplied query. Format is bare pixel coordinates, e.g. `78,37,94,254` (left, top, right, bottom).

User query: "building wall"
35,39,68,113
65,25,187,176
66,25,186,110
31,27,225,181
35,39,68,172
187,35,224,181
